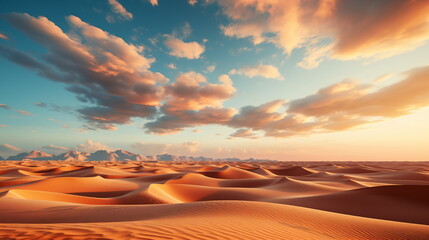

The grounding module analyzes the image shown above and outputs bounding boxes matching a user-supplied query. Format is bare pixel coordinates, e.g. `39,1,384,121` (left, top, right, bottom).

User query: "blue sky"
1,0,429,160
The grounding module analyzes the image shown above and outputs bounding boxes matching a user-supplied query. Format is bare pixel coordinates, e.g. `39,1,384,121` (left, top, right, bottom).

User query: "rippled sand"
1,160,428,239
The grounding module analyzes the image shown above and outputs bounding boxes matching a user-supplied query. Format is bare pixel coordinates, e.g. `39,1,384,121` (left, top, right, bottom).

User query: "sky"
0,0,429,161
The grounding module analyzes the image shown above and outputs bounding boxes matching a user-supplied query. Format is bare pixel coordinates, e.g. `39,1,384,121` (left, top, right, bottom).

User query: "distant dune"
1,160,429,239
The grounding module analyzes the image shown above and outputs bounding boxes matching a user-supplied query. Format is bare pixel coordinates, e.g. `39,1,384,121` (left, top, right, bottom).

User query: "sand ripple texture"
0,160,428,239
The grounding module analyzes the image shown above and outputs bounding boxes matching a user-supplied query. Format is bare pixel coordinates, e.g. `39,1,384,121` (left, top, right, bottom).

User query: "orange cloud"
164,72,235,112
1,13,165,130
215,0,429,68
145,73,236,135
230,65,429,138
229,64,283,80
164,36,205,59
289,66,429,118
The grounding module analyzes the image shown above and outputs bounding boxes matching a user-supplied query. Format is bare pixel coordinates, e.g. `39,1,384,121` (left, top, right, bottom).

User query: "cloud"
215,0,429,68
167,63,177,69
42,145,69,153
163,72,235,111
289,66,429,118
144,107,236,135
148,0,158,6
205,65,216,73
0,104,10,110
229,128,259,139
0,144,22,152
229,64,283,80
131,141,199,155
229,65,429,138
144,73,236,134
2,13,166,130
188,0,197,6
164,36,205,59
34,102,74,113
228,100,287,129
0,33,8,40
16,110,31,116
107,0,133,20
74,140,111,153
0,103,32,116
0,124,7,127
34,102,46,107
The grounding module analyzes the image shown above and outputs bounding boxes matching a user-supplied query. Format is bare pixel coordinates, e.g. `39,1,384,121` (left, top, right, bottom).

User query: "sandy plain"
0,160,428,239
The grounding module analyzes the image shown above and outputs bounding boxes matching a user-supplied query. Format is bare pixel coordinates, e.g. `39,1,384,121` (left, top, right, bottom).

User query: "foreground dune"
0,160,428,239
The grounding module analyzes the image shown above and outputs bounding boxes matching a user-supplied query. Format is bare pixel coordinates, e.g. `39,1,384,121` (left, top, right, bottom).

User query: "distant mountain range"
2,150,273,162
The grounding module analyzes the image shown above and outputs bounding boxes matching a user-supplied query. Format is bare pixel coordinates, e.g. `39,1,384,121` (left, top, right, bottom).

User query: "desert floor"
0,160,428,239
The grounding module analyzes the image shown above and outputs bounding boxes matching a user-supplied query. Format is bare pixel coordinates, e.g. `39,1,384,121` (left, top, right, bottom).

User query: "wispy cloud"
0,144,22,152
107,0,133,20
0,103,32,116
229,64,284,80
0,33,8,40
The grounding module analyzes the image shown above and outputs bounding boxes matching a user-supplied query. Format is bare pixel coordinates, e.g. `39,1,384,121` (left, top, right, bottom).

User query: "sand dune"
0,161,428,239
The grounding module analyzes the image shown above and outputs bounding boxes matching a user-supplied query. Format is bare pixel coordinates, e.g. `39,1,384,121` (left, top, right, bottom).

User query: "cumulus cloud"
289,66,429,118
144,73,236,134
164,36,205,59
1,13,166,130
229,65,429,138
229,64,283,80
132,141,199,155
107,0,133,20
215,0,429,68
164,72,235,111
0,33,8,40
74,140,111,153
